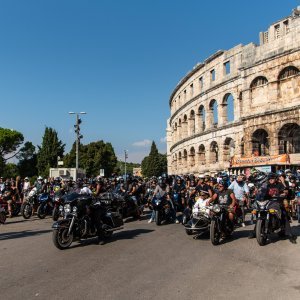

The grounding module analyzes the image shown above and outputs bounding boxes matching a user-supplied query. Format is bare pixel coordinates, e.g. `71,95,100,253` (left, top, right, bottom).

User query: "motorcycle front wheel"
37,204,47,219
210,220,220,245
52,229,74,250
52,206,60,221
21,203,32,219
256,219,267,246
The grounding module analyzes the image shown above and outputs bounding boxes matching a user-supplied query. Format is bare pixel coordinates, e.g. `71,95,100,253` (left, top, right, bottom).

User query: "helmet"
161,173,168,179
37,176,43,180
285,169,292,174
268,173,278,180
277,170,285,177
198,174,205,179
218,180,228,189
55,177,60,182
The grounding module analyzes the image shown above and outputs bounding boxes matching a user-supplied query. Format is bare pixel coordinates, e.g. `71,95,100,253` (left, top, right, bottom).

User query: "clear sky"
0,0,297,163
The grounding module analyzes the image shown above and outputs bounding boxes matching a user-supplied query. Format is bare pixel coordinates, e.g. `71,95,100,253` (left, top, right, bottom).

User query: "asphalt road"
1,213,300,300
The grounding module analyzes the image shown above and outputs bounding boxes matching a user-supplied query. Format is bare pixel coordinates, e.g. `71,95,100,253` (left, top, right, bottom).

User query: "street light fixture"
69,112,87,171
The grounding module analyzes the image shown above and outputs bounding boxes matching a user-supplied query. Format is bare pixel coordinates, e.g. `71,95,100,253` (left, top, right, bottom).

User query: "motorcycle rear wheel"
210,220,220,245
155,211,161,226
21,203,32,219
37,205,47,219
256,219,267,246
52,229,73,250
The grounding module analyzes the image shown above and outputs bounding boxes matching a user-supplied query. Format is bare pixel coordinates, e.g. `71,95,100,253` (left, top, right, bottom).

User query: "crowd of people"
0,168,299,243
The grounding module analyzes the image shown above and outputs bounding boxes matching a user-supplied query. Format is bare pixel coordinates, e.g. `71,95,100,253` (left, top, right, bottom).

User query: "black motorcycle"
21,188,39,219
52,192,66,221
37,193,54,219
121,193,144,220
152,195,175,225
253,198,283,246
52,193,124,250
210,204,234,245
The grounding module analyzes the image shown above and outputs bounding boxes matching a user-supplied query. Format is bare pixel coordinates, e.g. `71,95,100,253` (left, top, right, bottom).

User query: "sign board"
58,161,64,166
100,169,105,177
230,154,290,168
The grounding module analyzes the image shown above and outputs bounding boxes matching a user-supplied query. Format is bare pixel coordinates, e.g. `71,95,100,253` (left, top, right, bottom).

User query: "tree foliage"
64,140,118,177
17,142,38,177
141,141,167,177
37,127,65,177
0,128,24,159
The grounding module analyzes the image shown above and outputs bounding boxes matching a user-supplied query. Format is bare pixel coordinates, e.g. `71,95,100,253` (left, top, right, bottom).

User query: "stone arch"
198,105,206,132
252,129,269,156
198,144,206,165
250,76,268,89
189,146,196,167
178,151,182,166
278,66,299,80
178,118,182,141
189,110,196,135
240,137,245,157
210,141,219,164
278,123,300,154
222,93,234,123
209,99,218,127
182,114,188,137
183,149,188,168
223,137,235,162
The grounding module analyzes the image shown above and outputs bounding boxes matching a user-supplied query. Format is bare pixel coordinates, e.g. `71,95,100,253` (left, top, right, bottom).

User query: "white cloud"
132,139,152,147
160,136,167,143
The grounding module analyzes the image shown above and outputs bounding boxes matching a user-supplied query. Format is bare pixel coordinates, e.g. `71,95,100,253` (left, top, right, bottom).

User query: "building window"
190,83,194,97
250,76,268,89
274,24,280,39
199,77,203,91
211,69,216,82
184,89,186,100
283,20,289,34
263,31,269,43
278,66,299,80
224,61,230,75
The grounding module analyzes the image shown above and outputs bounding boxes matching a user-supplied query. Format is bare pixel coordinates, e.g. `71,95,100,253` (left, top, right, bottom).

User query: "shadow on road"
0,229,52,241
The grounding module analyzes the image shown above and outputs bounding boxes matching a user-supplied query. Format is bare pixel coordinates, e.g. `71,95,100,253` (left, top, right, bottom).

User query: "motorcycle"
252,198,283,246
52,193,65,221
121,194,144,220
0,204,6,224
21,187,39,219
210,204,235,245
152,195,175,225
184,199,211,236
37,193,54,219
0,193,21,217
52,193,124,250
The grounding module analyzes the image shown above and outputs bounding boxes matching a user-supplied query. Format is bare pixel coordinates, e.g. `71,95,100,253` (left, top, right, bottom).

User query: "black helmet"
218,180,228,189
268,173,277,180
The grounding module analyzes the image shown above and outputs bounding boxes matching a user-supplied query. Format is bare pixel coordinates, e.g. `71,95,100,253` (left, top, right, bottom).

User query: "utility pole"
124,150,128,180
69,112,86,171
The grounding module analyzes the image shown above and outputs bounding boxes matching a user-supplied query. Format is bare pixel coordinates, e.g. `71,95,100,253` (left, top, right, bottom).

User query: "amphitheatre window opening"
223,94,234,122
250,76,268,89
190,147,195,166
199,77,203,91
178,152,182,165
283,20,289,34
211,69,216,82
224,138,235,162
240,138,245,157
210,141,219,163
184,89,187,100
252,129,269,156
198,145,206,165
263,31,269,43
198,105,206,131
209,99,218,126
278,123,300,154
190,110,195,134
190,83,194,97
224,61,230,75
278,66,299,80
274,24,280,39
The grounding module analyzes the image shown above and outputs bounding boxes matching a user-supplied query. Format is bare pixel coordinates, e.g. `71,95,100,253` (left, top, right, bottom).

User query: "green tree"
37,127,65,177
3,163,19,179
141,141,167,177
64,140,118,177
17,142,38,177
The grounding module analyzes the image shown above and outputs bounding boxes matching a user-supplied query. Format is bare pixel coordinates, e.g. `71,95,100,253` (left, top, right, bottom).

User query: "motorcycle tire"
297,206,300,223
52,206,60,221
102,224,113,239
12,204,20,217
52,229,74,250
256,219,267,246
182,214,187,225
0,212,6,224
210,220,220,245
37,205,47,219
21,203,32,219
155,211,161,226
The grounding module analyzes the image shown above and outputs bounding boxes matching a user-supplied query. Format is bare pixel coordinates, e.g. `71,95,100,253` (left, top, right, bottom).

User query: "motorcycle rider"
2,181,14,217
192,175,213,198
207,180,237,222
248,173,297,243
148,177,175,223
34,176,47,194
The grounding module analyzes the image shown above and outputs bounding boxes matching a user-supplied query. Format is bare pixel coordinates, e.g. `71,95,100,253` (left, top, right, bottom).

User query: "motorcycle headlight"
155,200,161,205
258,200,268,209
72,206,78,213
212,204,221,213
59,205,64,212
64,204,71,214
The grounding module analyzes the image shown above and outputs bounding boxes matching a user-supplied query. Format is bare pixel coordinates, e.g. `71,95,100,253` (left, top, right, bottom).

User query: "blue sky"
0,0,297,163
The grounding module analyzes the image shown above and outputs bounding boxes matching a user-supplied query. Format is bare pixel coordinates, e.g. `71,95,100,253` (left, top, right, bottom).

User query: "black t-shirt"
195,183,212,194
216,189,233,205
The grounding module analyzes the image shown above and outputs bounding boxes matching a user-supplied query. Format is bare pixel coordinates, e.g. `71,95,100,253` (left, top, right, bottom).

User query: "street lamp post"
69,112,86,171
124,150,128,180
